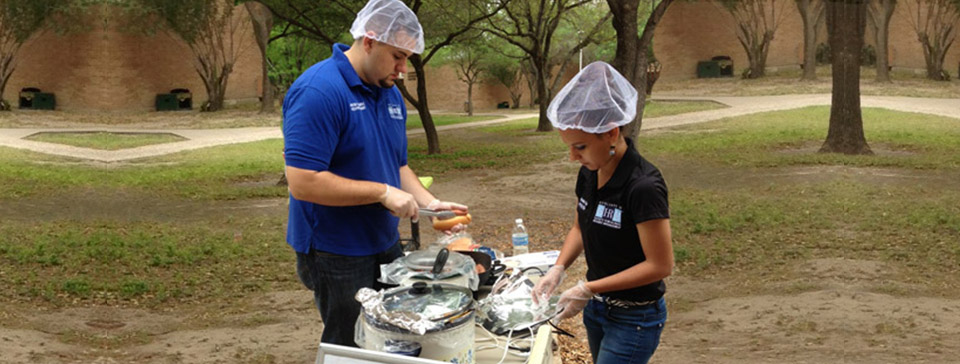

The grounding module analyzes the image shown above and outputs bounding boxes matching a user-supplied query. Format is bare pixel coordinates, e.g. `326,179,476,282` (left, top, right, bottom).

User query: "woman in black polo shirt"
532,62,674,364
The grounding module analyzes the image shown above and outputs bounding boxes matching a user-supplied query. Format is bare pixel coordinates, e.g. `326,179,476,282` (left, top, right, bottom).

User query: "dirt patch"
0,292,320,364
800,258,887,282
657,281,960,364
777,141,919,157
0,328,78,364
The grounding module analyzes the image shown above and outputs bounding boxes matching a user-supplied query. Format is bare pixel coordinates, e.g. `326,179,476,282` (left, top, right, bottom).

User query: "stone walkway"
0,94,956,162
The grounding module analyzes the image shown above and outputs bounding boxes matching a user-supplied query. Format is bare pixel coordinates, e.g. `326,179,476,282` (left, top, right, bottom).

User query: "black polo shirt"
576,139,670,301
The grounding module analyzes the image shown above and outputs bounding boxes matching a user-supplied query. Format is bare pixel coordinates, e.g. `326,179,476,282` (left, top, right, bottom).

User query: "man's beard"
378,78,395,88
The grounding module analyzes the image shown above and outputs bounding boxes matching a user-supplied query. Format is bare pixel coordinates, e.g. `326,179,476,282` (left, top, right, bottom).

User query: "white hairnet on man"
547,61,638,134
350,0,425,54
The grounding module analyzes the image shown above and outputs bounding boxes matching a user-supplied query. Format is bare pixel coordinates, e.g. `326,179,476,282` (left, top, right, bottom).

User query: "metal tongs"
418,208,457,220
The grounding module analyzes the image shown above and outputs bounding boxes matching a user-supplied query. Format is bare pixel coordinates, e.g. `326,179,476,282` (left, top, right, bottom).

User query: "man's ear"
361,36,375,52
362,31,379,52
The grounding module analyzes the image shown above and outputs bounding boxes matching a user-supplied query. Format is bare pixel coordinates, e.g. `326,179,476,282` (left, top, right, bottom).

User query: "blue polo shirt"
282,43,408,256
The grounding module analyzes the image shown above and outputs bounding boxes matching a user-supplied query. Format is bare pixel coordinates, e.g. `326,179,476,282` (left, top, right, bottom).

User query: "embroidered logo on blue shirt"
388,104,403,120
350,102,366,111
593,201,622,229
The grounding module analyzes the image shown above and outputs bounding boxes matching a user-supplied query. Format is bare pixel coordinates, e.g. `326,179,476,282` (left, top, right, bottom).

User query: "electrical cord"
547,320,575,338
519,266,546,276
495,329,513,364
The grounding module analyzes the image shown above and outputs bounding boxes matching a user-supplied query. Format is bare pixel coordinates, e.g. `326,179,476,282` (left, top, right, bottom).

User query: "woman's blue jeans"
583,297,667,364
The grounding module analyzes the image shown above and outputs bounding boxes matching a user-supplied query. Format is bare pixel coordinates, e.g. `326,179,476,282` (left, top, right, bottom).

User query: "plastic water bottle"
512,218,529,256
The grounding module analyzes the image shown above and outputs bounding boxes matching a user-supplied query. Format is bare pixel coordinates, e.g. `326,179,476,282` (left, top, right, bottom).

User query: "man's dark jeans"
295,243,404,346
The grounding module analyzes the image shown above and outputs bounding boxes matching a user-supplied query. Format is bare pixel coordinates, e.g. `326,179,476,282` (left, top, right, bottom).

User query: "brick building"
7,5,261,112
653,1,960,81
7,1,956,113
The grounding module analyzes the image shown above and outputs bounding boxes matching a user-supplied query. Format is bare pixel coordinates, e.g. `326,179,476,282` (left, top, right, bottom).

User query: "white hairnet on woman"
535,60,674,364
350,0,425,54
546,61,638,134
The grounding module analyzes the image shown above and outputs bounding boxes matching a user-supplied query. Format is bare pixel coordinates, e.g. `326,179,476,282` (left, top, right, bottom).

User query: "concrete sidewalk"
0,94,956,162
643,94,960,130
0,127,283,162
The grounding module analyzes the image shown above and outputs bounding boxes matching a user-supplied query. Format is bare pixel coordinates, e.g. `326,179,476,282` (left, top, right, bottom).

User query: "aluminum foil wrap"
379,248,479,290
355,287,442,335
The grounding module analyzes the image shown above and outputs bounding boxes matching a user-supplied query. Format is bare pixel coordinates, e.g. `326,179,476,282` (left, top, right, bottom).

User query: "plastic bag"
476,269,560,336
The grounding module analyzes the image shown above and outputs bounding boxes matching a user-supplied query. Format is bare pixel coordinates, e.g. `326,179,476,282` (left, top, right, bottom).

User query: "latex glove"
531,264,565,305
425,199,468,214
380,184,417,218
554,280,594,321
425,199,469,233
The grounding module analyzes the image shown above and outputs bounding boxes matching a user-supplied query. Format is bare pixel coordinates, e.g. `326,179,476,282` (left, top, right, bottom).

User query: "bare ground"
2,158,960,363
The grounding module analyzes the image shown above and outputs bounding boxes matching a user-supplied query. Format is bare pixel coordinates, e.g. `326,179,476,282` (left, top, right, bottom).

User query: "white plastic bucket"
360,314,475,364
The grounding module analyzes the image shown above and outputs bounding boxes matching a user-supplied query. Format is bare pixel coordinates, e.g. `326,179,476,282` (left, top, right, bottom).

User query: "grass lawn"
0,217,294,307
0,139,286,200
1,106,959,307
405,114,500,130
24,131,186,150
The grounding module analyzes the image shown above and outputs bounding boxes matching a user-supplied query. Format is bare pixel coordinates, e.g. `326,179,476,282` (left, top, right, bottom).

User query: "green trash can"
156,93,179,111
697,61,721,78
32,92,56,110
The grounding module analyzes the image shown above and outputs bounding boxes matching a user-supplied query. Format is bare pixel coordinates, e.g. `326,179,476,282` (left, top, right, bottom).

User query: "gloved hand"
425,199,469,233
425,199,468,214
531,264,565,305
380,184,417,218
554,280,594,321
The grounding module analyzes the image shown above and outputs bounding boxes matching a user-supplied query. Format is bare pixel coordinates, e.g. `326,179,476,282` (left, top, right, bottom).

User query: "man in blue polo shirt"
282,0,469,346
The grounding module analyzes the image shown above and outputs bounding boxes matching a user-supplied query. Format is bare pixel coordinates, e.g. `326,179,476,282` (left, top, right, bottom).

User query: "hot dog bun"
432,213,472,231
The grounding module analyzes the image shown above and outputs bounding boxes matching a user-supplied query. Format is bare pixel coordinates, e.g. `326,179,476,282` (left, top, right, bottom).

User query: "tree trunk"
201,64,232,112
873,4,891,82
509,80,522,109
466,81,474,116
398,54,441,154
0,56,13,111
532,55,553,132
820,0,871,155
745,34,771,78
0,44,21,111
204,87,225,112
245,1,275,113
609,0,641,137
921,35,951,80
868,0,896,82
797,0,821,80
609,0,673,139
523,61,537,109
